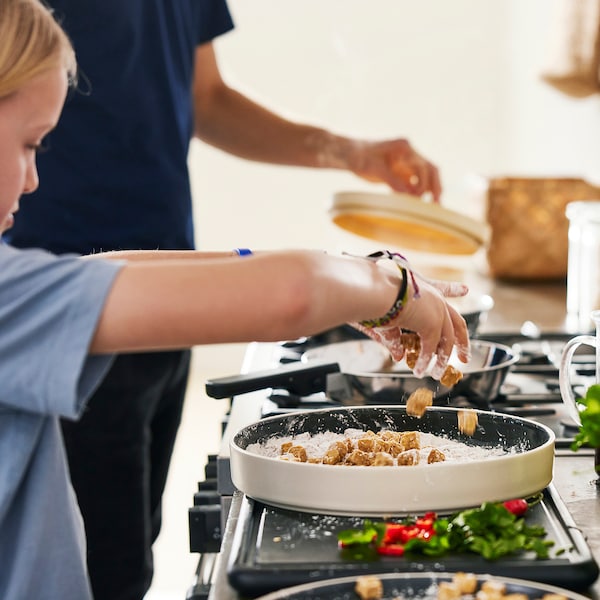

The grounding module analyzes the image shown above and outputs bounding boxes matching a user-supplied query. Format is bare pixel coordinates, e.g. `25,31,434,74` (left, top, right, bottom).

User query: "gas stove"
221,327,591,449
185,324,600,600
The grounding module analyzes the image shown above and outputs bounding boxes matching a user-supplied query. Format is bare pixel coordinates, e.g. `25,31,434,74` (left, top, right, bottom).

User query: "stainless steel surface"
205,278,600,600
209,453,600,600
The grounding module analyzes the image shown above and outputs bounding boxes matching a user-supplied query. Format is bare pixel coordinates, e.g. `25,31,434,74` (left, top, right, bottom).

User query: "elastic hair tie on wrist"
233,248,253,257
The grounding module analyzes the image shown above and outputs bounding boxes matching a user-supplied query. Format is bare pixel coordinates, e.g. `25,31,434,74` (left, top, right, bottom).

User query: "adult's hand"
350,138,442,203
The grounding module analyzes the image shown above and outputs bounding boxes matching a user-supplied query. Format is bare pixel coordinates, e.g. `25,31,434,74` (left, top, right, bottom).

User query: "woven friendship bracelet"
341,250,419,329
344,250,420,297
359,264,409,328
345,250,412,329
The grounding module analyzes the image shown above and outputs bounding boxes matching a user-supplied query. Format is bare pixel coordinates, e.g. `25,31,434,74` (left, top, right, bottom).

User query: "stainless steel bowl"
302,338,519,405
449,293,494,337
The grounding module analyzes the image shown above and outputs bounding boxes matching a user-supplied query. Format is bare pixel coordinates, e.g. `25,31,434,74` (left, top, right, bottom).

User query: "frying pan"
301,338,519,405
230,405,554,516
204,338,517,408
254,572,590,600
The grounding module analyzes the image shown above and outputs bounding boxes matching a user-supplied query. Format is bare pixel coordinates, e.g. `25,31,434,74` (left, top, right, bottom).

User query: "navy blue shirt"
6,0,234,254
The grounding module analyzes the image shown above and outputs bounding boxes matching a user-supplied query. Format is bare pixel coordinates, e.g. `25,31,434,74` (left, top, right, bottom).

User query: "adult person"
4,2,443,598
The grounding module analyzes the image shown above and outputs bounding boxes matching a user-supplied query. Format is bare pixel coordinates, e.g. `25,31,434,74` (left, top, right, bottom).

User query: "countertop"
442,267,572,335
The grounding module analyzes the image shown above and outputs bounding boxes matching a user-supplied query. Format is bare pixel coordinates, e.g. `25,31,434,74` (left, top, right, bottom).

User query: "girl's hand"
354,277,470,380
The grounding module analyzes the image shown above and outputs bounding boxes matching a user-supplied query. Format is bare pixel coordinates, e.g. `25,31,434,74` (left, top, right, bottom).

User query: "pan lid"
329,191,487,255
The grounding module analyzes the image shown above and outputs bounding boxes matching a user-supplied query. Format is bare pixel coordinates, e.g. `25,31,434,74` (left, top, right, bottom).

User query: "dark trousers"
61,350,192,600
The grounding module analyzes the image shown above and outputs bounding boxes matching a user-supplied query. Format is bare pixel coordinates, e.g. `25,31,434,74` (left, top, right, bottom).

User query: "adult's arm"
191,43,441,202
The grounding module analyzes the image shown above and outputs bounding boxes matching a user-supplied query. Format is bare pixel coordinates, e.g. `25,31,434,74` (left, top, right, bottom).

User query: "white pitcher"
559,309,600,426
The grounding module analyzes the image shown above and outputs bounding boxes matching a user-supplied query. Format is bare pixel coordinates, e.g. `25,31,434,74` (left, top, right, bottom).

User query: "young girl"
0,1,469,598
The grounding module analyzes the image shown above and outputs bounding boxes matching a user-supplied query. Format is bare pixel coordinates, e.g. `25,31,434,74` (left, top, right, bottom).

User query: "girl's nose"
23,160,39,195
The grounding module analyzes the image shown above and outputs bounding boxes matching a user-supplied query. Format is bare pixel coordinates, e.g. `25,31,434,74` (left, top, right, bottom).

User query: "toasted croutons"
286,445,307,462
372,452,394,466
477,579,506,600
406,387,433,418
437,581,462,600
355,575,383,600
441,364,464,387
427,447,446,464
397,448,420,466
457,409,478,436
401,333,421,370
345,449,373,466
452,572,478,595
400,431,420,450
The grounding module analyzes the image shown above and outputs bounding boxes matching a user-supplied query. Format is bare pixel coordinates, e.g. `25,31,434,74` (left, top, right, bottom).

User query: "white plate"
330,191,487,254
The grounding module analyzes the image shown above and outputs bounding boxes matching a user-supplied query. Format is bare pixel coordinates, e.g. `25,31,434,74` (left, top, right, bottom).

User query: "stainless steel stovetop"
187,326,600,600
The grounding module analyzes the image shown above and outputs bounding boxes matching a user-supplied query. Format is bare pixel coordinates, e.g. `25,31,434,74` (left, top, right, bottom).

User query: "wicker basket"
486,177,600,280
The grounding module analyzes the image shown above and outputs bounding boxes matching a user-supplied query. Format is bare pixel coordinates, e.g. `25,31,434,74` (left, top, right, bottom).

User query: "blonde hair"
0,0,77,99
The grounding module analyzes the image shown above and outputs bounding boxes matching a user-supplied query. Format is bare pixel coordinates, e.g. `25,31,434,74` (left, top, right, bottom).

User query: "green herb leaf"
336,499,552,561
337,520,385,545
571,384,600,451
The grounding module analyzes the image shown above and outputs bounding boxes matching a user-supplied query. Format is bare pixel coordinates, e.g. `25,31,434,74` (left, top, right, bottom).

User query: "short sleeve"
0,245,123,419
193,0,235,45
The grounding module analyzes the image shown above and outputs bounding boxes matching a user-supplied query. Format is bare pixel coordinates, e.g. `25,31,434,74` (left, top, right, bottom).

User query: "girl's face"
0,67,67,233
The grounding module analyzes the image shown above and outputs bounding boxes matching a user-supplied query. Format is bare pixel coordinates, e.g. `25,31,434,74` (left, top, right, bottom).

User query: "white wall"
189,0,600,373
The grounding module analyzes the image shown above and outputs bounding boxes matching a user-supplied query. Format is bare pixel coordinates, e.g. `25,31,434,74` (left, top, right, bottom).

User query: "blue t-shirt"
0,245,122,599
5,0,234,255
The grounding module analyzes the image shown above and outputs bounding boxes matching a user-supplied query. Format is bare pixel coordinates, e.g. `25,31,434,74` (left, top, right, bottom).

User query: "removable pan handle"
204,361,341,399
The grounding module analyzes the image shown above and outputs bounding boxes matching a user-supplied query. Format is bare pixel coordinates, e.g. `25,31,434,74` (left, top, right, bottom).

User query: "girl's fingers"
449,306,471,363
431,279,469,298
430,316,455,379
376,326,406,362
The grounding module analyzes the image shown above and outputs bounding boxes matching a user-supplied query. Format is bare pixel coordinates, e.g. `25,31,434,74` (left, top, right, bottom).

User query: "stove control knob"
189,504,221,553
193,490,220,506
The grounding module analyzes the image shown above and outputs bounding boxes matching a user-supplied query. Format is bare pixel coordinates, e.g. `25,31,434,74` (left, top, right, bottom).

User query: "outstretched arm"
191,43,441,202
88,250,468,381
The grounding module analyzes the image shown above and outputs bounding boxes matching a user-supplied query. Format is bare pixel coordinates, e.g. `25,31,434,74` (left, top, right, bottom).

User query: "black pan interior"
234,406,551,454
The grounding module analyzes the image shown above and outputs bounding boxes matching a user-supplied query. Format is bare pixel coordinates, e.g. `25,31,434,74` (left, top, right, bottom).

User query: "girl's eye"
29,137,50,154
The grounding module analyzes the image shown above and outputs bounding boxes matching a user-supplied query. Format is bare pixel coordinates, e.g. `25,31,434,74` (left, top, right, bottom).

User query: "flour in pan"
246,428,508,466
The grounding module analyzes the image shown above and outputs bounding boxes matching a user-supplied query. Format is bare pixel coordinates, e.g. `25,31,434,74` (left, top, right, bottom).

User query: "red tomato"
399,525,421,543
377,543,405,556
415,516,435,530
503,498,528,516
416,528,434,540
382,524,408,544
